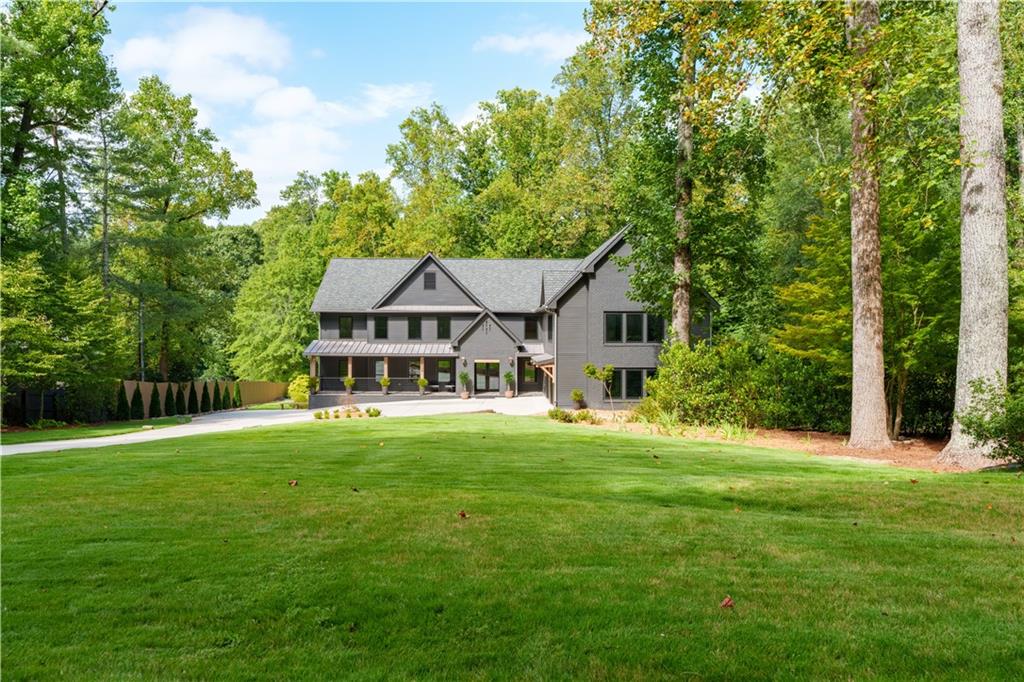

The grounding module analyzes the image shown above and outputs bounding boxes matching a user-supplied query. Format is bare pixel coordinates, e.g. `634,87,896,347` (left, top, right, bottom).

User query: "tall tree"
940,0,1009,466
845,0,891,449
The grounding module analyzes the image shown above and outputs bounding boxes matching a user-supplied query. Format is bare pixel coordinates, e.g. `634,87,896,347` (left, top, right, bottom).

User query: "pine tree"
233,382,243,408
187,383,199,414
175,384,186,415
221,383,232,410
115,382,130,421
212,382,222,412
200,383,211,412
164,383,177,417
148,385,162,419
130,384,144,420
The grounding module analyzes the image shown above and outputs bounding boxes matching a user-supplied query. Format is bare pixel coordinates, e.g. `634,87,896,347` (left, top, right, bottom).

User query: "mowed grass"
2,415,1022,680
0,416,190,445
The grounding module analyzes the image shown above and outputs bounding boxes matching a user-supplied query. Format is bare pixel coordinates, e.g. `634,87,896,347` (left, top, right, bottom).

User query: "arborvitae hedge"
164,384,177,416
212,382,222,412
233,382,242,408
115,382,130,421
200,383,211,412
130,384,144,420
148,385,162,419
187,383,199,414
175,384,186,415
221,384,232,410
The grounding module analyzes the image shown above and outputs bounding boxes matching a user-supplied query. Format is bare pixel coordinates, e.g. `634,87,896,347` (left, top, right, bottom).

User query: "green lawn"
244,399,298,410
2,415,1021,680
0,415,190,445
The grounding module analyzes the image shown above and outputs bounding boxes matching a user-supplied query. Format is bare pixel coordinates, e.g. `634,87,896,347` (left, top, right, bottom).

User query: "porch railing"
318,377,457,393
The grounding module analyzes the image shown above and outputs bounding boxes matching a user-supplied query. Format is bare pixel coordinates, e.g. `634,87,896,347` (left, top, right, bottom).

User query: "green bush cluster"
636,341,849,432
548,408,601,425
958,379,1023,465
366,407,381,418
288,375,318,408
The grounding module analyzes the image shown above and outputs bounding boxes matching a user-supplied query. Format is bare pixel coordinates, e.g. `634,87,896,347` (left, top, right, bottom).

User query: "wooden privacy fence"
123,380,288,420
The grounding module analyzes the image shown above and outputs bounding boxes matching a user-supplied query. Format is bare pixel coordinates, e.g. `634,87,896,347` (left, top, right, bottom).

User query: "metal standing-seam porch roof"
303,340,454,357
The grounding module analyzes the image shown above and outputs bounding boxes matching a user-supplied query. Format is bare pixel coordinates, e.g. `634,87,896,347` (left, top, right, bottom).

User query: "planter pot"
419,388,426,396
381,387,389,396
504,390,514,399
460,391,470,400
574,401,585,410
345,387,352,395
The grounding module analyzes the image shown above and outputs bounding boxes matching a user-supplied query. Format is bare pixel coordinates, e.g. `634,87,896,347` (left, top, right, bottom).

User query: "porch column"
309,357,317,394
347,356,353,378
420,355,425,382
383,356,389,378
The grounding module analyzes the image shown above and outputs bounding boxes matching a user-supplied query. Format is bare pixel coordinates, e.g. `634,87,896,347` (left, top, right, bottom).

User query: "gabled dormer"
372,253,485,310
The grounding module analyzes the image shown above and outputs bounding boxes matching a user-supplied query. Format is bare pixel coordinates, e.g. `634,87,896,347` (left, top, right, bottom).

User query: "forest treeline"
2,1,1021,455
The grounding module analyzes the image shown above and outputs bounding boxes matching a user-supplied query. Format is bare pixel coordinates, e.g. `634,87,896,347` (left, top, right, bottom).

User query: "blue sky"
106,2,590,223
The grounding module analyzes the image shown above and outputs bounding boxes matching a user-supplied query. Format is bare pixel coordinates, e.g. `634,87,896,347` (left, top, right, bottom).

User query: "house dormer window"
424,271,436,290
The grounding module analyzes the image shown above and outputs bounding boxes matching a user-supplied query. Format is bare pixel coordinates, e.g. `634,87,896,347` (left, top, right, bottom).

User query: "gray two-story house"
304,229,715,409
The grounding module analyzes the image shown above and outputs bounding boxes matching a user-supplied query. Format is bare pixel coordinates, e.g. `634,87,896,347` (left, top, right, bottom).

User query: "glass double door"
474,362,500,392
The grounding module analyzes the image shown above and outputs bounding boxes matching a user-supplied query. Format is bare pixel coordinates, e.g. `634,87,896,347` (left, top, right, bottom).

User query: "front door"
474,362,500,392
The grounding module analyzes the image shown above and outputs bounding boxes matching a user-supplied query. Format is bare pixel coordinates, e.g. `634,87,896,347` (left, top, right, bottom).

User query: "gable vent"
424,271,436,290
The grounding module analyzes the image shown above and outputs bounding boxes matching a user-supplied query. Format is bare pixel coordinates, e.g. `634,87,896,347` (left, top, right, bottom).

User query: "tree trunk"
891,367,907,441
1017,120,1023,214
3,100,33,183
672,45,695,346
158,320,170,381
940,0,1009,467
51,125,69,255
846,0,892,450
100,114,111,293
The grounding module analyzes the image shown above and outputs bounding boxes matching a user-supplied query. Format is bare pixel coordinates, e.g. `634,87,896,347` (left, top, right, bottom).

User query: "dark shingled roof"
310,228,632,314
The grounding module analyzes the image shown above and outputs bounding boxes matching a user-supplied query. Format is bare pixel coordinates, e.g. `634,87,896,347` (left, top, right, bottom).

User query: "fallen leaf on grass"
288,480,298,487
457,510,468,519
733,507,741,513
378,441,384,447
351,487,360,493
720,596,734,609
910,479,919,484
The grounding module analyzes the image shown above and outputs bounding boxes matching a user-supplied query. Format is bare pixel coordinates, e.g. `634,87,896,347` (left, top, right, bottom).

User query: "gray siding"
554,279,589,406
381,260,477,307
320,314,368,341
455,316,520,394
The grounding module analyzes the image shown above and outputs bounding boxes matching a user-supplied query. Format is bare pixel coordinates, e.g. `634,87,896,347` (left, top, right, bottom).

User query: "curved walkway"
0,396,551,456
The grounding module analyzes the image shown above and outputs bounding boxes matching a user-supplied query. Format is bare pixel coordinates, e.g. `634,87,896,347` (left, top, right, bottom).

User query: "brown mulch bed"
582,410,962,472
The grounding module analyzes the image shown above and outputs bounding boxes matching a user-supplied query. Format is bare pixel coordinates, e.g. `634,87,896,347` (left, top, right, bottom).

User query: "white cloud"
114,7,289,104
455,100,485,127
474,28,587,62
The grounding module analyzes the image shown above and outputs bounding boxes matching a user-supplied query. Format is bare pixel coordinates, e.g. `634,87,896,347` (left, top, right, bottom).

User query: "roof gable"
451,310,523,348
372,254,483,309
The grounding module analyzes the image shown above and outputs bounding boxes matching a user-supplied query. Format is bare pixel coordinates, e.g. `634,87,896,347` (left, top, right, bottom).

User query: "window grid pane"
625,369,643,399
606,370,623,400
525,317,538,340
626,314,644,342
646,315,664,344
339,316,353,339
424,272,436,290
408,316,421,339
604,313,623,343
374,317,388,339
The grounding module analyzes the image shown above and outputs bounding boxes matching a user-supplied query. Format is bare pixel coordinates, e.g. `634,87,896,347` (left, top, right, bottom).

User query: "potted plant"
379,376,391,395
571,388,585,409
503,371,515,398
458,370,472,399
343,376,355,395
417,376,429,395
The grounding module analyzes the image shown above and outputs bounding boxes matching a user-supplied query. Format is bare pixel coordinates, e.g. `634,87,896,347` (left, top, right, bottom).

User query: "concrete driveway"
0,396,551,456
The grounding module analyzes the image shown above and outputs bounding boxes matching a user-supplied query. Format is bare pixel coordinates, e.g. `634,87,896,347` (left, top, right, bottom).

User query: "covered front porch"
313,355,459,394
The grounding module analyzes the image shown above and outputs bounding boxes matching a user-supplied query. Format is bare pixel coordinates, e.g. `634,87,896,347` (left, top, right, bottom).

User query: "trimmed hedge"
148,385,162,419
187,384,199,414
115,382,130,421
129,384,144,420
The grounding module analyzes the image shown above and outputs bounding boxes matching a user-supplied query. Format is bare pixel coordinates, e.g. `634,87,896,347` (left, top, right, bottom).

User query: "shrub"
29,418,66,430
221,384,232,410
129,384,144,420
344,376,356,390
366,407,381,417
175,384,186,415
570,388,585,405
572,409,601,424
288,375,317,408
503,371,515,390
637,341,848,432
417,376,429,390
548,407,574,423
458,371,471,391
164,384,177,417
187,383,199,414
148,385,162,419
333,409,341,419
379,376,391,389
199,383,211,412
313,410,323,419
115,382,130,421
233,382,243,407
958,379,1024,465
212,382,222,412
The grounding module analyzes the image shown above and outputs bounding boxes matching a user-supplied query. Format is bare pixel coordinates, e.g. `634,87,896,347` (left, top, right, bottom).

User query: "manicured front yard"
2,415,1021,679
0,416,190,445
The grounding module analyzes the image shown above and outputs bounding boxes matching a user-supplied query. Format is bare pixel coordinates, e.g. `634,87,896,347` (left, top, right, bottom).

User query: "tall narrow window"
408,316,421,339
625,369,643,399
374,360,385,380
409,360,421,379
525,317,539,340
626,313,644,343
424,272,436,290
606,369,622,400
338,315,353,339
438,358,452,384
646,315,664,344
374,316,388,339
604,313,623,343
437,316,451,339
547,314,553,340
524,361,536,383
